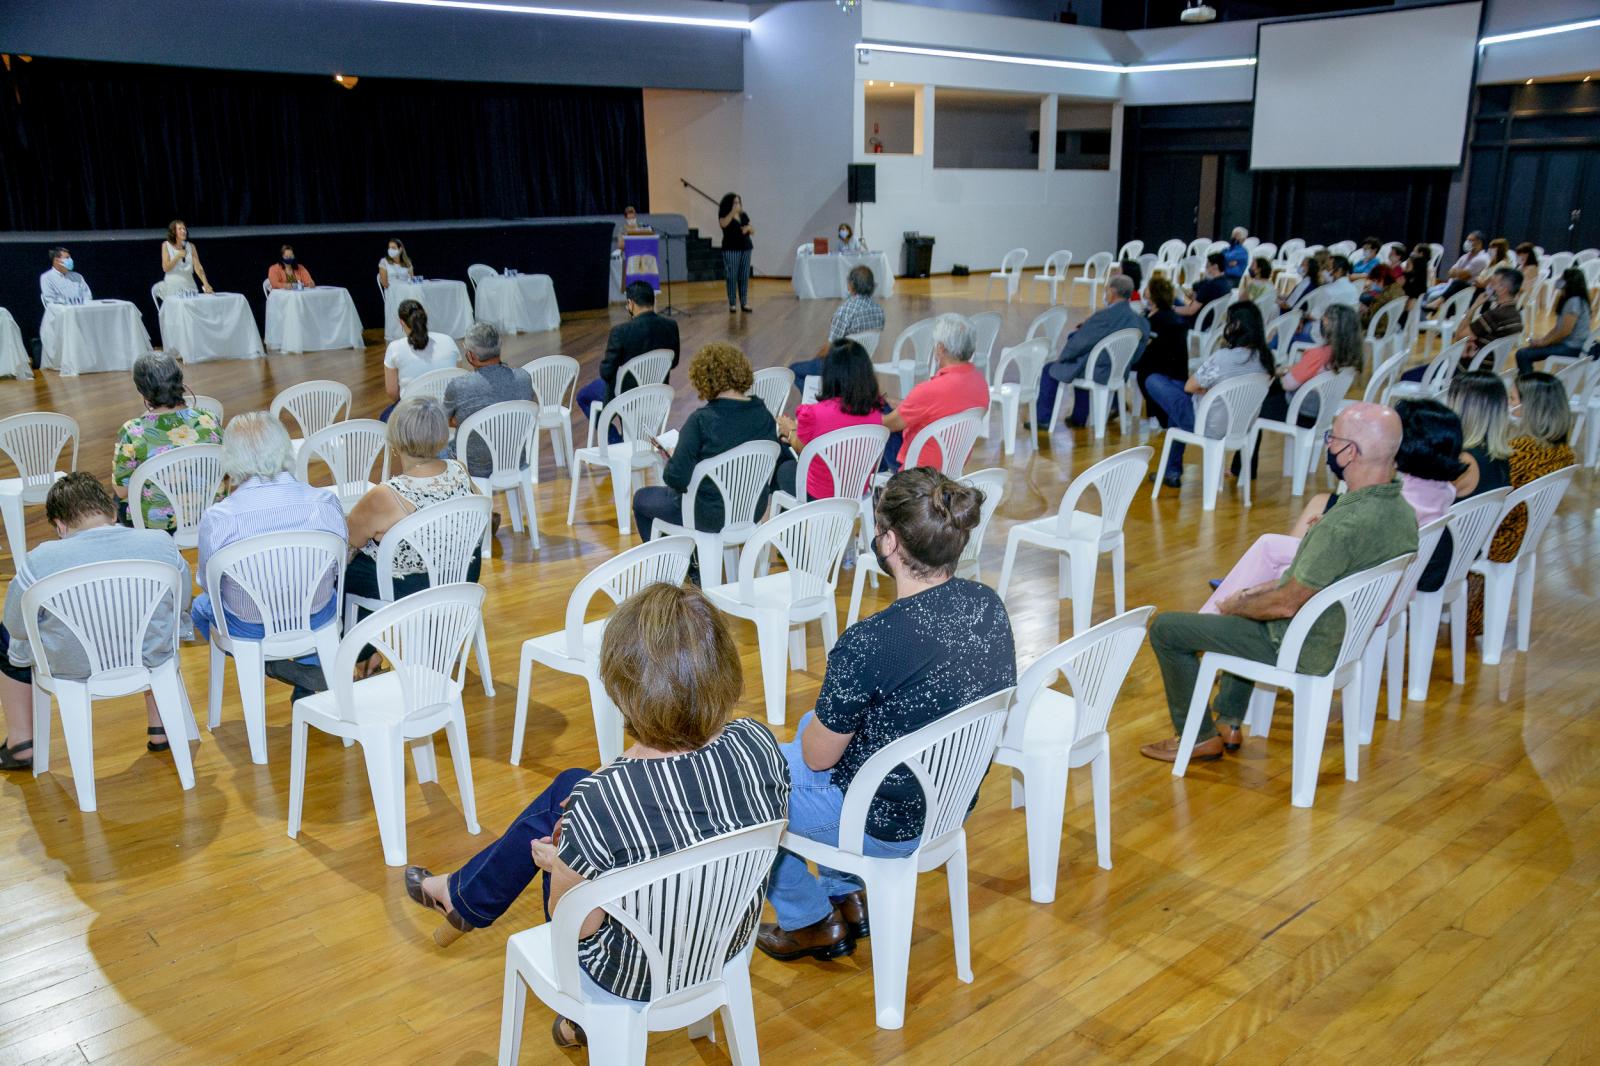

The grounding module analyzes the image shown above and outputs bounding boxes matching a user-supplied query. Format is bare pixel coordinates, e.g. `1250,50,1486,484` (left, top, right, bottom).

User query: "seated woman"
1136,276,1190,429
632,343,777,544
382,300,460,419
112,352,223,529
1237,303,1364,480
1238,256,1275,303
157,219,213,299
1513,242,1540,292
267,244,314,289
835,222,865,253
1144,301,1274,489
1278,251,1326,315
403,582,789,1051
774,338,884,500
758,468,1015,962
1515,267,1592,375
1416,370,1513,594
1359,265,1405,325
345,398,482,676
378,238,413,288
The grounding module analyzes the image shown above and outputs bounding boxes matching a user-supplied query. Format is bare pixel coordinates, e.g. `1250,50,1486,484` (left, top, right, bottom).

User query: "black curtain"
0,57,649,231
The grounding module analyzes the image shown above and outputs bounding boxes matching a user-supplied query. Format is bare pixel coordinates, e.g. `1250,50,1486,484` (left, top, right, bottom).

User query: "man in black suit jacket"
576,281,680,430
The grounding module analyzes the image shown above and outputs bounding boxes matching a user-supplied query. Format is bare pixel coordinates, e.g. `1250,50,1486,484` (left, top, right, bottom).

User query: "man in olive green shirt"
1141,403,1419,762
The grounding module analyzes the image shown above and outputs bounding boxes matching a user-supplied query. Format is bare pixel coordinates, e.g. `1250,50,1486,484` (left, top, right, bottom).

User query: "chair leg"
1172,660,1220,778
474,620,496,698
1290,678,1334,808
496,959,528,1066
0,496,27,563
1341,671,1363,783
206,639,226,731
1515,555,1537,652
1357,634,1384,746
149,663,197,791
520,479,540,550
587,676,625,767
861,861,919,1030
754,615,791,726
1480,564,1514,666
1090,389,1108,440
1002,391,1019,457
846,557,869,628
481,492,497,560
361,727,409,867
1110,542,1126,615
565,459,583,526
232,642,270,765
1448,588,1469,684
1245,685,1275,737
1090,737,1112,870
719,956,762,1066
997,532,1022,600
610,464,633,535
1067,546,1098,636
819,602,840,655
409,736,438,783
686,1015,716,1042
583,1010,650,1065
1020,754,1070,903
945,835,974,983
1289,432,1310,496
1200,444,1223,511
1407,594,1442,701
444,711,480,835
55,686,97,813
286,713,309,839
30,686,51,777
505,486,524,533
1386,621,1406,722
1151,434,1174,500
510,644,534,766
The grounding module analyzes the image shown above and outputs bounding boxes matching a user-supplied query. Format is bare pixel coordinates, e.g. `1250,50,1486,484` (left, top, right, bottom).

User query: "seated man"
2,473,190,757
792,264,886,394
39,246,91,306
1037,275,1151,429
267,244,315,289
444,322,534,479
1175,252,1235,319
1222,227,1250,280
1318,255,1361,310
1350,236,1383,277
1139,403,1419,762
574,280,679,433
1425,231,1489,307
883,313,990,470
1456,266,1523,364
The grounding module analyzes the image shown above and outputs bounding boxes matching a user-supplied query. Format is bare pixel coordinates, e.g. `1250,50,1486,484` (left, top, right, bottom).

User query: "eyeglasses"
1323,430,1361,456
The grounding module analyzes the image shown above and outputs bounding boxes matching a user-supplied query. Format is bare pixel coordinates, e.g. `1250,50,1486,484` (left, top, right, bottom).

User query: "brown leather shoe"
1140,735,1225,763
831,891,868,940
756,911,854,962
1218,724,1242,752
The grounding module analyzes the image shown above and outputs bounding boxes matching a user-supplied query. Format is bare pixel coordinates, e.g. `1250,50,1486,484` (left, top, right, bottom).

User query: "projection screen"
1250,2,1483,170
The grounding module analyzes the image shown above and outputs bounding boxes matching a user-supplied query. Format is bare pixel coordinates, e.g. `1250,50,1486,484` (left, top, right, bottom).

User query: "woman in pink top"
1237,304,1364,480
775,338,885,500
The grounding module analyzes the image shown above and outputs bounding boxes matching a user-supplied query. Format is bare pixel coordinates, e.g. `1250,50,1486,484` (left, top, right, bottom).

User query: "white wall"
644,89,746,239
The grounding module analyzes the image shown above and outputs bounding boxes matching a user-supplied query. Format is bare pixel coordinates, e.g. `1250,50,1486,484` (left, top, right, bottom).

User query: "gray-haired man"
443,322,534,478
1038,273,1150,429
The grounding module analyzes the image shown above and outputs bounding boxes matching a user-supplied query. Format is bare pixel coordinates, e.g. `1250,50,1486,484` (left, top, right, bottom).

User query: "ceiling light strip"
1478,17,1600,47
365,0,750,31
854,42,1254,75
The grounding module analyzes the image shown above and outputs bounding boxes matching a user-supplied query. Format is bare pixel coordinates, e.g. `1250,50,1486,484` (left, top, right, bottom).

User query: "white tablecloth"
473,273,560,334
793,251,896,300
265,287,365,353
383,279,473,341
0,308,30,380
41,300,151,376
157,292,264,364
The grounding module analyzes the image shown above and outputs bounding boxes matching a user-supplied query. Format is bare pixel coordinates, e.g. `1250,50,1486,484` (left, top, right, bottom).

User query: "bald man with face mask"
1140,403,1419,763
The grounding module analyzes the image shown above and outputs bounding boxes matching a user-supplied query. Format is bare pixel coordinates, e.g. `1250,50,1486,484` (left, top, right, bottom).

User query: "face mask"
839,230,849,241
282,257,296,268
62,257,74,271
871,531,893,574
1462,241,1473,254
388,248,401,260
1326,443,1352,481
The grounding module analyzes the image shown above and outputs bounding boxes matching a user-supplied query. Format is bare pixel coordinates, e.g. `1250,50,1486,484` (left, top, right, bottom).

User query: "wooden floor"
1,276,1597,1065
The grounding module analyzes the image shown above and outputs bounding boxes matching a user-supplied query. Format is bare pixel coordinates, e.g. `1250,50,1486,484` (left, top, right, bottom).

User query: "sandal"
551,1016,588,1048
146,727,170,754
0,739,34,771
404,866,473,946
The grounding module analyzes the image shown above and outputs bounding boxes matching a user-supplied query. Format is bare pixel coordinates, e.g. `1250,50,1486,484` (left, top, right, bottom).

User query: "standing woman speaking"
718,192,754,314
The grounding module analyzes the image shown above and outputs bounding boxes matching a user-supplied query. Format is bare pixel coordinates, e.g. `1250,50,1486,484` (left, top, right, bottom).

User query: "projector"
1180,3,1217,23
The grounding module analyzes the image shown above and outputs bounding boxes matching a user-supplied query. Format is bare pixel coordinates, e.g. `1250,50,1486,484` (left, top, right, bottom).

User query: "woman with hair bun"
381,298,460,418
757,466,1016,964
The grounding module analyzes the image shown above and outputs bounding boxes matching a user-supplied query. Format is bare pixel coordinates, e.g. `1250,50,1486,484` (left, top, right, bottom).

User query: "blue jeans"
767,713,919,931
1516,343,1584,375
724,250,751,307
575,378,623,445
449,767,590,928
1145,374,1195,478
791,356,824,395
1035,376,1093,428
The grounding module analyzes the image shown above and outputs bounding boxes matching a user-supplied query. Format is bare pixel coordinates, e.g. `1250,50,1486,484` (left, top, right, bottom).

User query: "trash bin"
903,234,935,278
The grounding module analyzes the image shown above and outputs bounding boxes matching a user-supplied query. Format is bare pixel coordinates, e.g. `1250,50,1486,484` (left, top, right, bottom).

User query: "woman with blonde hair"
1415,370,1513,593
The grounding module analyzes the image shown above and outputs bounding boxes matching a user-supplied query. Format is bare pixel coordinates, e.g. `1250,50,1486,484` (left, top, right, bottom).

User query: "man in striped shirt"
793,265,886,395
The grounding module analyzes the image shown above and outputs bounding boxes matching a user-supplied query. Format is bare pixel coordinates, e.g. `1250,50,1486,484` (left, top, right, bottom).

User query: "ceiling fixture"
362,0,750,31
837,0,859,11
853,42,1254,75
1479,16,1600,46
333,73,359,89
1180,2,1217,24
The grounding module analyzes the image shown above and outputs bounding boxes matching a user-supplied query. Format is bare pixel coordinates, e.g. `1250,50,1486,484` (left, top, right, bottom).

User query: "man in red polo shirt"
883,313,989,470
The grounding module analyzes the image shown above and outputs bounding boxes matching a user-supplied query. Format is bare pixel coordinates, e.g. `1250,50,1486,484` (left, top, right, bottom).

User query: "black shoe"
741,305,754,313
1208,579,1223,590
729,305,738,314
0,739,34,771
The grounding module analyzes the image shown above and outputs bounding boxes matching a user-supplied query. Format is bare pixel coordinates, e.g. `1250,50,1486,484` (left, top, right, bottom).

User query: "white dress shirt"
1320,277,1361,310
40,268,92,305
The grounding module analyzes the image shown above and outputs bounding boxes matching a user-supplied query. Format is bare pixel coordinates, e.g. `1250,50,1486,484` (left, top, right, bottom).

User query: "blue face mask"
61,257,74,271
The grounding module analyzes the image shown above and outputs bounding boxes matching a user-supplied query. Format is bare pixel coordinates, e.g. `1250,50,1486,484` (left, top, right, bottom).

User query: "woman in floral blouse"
112,352,222,530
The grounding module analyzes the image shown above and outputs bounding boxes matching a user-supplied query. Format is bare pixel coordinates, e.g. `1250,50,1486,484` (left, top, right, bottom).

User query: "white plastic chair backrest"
1243,236,1260,251
1082,327,1144,385
1192,298,1224,338
617,349,673,392
955,467,1006,575
1253,289,1279,324
1042,250,1074,277
297,419,389,498
990,338,1052,396
1576,248,1599,264
1366,298,1406,345
1427,243,1445,276
968,311,1003,370
191,394,224,423
734,498,857,606
261,279,272,298
1328,240,1356,258
128,444,225,541
1157,239,1186,264
1081,251,1113,282
1382,517,1447,625
0,412,79,501
459,400,538,481
1055,446,1153,541
999,248,1027,275
1582,259,1600,287
1467,335,1515,374
1266,313,1301,367
371,495,492,595
680,440,780,535
594,383,674,462
1416,340,1467,395
836,688,1014,855
791,424,890,506
524,354,580,415
1205,241,1228,257
150,283,164,311
1274,554,1411,677
1025,307,1070,352
1255,242,1278,261
1491,466,1575,566
1006,606,1153,750
890,317,939,374
1137,253,1159,284
206,531,348,649
1280,238,1306,260
796,242,812,258
1117,240,1143,261
903,408,984,476
1435,488,1511,590
1283,369,1355,430
560,536,695,659
1176,255,1205,289
1303,286,1336,323
20,559,183,686
1366,351,1409,404
467,263,495,288
1432,286,1474,332
402,366,471,402
270,380,351,439
751,367,793,420
1193,373,1271,442
329,583,485,725
1378,241,1403,263
547,820,785,1005
845,330,882,359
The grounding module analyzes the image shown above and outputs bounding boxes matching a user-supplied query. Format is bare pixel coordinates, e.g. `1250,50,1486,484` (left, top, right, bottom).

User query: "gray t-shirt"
1194,346,1269,436
443,363,535,477
1559,296,1591,353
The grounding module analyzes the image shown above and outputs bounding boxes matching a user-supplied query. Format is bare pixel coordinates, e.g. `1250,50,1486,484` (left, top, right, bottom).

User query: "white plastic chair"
873,317,938,399
1025,306,1071,353
1247,369,1353,497
845,330,882,359
270,380,351,453
459,400,541,555
288,583,484,867
1466,335,1516,374
968,311,1003,376
343,495,497,696
523,354,579,480
126,443,225,549
261,279,271,298
1119,240,1146,260
1266,311,1302,369
1186,299,1226,363
497,820,784,1066
771,424,888,515
567,384,674,535
1156,239,1186,266
1073,252,1114,309
23,560,196,813
998,446,1151,637
1064,327,1144,439
649,440,779,588
204,531,348,765
295,419,390,515
874,408,984,496
778,688,1014,1029
1388,339,1466,403
1151,373,1271,511
1364,349,1410,407
1032,250,1074,304
1173,555,1412,808
1364,298,1407,366
1353,517,1447,745
149,283,164,312
1473,466,1575,666
1403,490,1509,703
402,366,471,403
467,263,496,290
0,411,79,562
987,248,1028,302
702,499,857,726
613,349,674,396
751,366,793,421
995,607,1152,902
985,338,1052,457
510,536,695,767
191,394,224,423
1416,287,1473,348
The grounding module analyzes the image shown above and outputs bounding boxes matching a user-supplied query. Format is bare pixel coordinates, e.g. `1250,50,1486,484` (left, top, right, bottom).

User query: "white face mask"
839,230,849,241
1462,241,1473,254
388,247,401,260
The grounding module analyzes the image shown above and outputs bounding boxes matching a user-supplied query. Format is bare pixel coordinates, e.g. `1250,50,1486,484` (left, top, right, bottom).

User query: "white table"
265,287,365,354
0,308,30,380
41,300,151,376
383,279,473,341
793,250,896,300
473,273,560,334
157,292,264,364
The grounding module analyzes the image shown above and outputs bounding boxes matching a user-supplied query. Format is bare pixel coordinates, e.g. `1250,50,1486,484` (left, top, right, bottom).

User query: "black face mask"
282,257,296,268
1326,442,1352,481
872,531,893,574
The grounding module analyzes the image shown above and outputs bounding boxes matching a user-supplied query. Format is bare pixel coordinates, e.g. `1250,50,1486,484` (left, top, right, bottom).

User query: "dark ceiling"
1104,0,1398,30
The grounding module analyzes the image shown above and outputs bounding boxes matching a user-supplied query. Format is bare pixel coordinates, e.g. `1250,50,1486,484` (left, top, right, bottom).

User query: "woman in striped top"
404,583,789,1050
